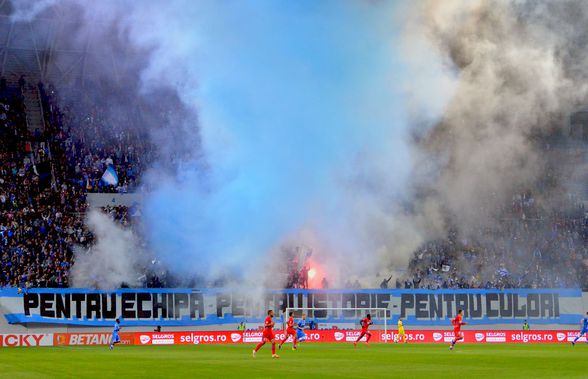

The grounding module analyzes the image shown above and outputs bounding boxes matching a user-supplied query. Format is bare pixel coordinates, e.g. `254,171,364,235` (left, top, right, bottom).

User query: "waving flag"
101,165,119,186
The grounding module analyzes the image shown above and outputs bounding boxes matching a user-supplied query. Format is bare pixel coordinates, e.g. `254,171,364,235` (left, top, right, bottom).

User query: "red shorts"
361,329,371,334
286,328,296,335
453,328,462,336
263,329,275,341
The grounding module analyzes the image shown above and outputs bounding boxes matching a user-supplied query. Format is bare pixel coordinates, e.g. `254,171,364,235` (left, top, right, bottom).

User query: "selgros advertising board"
0,330,586,347
0,288,582,326
98,330,588,345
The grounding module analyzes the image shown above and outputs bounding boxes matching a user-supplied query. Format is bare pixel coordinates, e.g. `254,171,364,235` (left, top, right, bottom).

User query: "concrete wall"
86,193,142,208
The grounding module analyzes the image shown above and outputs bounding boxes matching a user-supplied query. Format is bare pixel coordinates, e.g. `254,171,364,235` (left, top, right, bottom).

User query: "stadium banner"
0,288,583,326
53,332,135,346
0,330,584,347
132,330,585,345
0,333,53,347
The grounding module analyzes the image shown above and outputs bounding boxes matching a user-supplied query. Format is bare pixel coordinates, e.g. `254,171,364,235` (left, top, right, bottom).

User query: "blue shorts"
580,328,588,335
112,332,120,343
296,329,306,341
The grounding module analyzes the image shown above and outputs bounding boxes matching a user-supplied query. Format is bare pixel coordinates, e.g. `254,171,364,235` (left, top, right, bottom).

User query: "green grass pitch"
0,343,586,379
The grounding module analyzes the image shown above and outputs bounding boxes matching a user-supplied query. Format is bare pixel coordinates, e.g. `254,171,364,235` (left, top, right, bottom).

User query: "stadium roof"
0,0,132,87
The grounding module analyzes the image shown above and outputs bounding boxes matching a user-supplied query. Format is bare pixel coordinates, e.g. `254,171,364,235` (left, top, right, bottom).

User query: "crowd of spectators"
403,194,588,289
1,77,588,290
0,83,78,288
0,80,164,289
285,250,311,289
40,83,157,194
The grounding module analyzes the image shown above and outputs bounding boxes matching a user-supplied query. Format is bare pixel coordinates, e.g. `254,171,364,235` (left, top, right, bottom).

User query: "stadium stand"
39,83,156,194
0,82,74,288
0,81,163,289
405,195,588,289
0,78,587,290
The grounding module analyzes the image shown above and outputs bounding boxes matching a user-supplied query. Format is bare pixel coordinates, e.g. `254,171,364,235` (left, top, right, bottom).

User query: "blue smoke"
137,1,422,282
5,0,454,285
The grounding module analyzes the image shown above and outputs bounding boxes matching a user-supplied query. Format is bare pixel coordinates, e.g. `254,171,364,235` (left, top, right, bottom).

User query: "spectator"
523,320,530,331
380,275,392,289
300,265,309,289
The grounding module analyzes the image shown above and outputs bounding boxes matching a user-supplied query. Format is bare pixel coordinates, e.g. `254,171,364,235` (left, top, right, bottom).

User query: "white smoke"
407,0,588,234
70,209,144,289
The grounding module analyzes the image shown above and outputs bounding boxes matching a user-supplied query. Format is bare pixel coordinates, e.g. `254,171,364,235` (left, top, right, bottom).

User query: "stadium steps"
0,48,44,132
22,84,45,132
1,48,40,83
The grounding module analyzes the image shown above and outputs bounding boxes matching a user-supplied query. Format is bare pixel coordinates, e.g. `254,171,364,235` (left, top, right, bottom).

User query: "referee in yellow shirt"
395,317,407,343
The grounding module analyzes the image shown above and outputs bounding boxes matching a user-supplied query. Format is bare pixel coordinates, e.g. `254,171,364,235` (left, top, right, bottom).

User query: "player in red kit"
279,311,297,350
449,309,467,350
253,310,279,358
354,314,373,347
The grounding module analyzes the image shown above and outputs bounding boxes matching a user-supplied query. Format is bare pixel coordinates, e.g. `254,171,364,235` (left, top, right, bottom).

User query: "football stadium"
0,0,588,378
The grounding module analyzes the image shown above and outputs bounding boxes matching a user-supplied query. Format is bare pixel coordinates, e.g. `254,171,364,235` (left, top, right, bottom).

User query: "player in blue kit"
572,312,588,346
295,314,308,347
110,318,121,350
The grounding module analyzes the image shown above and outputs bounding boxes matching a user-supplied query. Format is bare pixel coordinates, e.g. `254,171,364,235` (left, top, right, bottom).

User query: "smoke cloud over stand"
11,0,588,288
70,210,144,289
17,0,427,287
408,0,588,233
